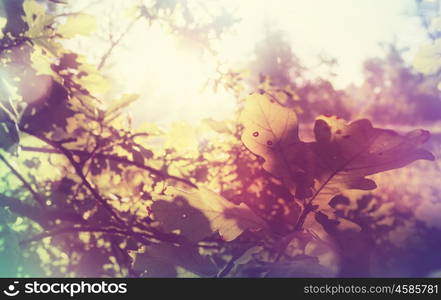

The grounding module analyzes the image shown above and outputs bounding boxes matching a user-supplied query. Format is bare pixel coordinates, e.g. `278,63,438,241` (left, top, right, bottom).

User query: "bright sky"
218,0,429,87
70,0,431,125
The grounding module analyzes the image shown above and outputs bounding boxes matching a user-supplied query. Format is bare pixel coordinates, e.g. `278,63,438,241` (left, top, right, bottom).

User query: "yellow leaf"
76,72,110,95
430,17,441,33
135,122,162,136
30,46,54,76
58,14,97,38
201,118,232,134
23,0,46,23
125,6,140,18
165,122,198,153
239,93,306,196
152,187,267,242
22,0,53,38
413,39,441,75
106,94,139,116
0,17,6,39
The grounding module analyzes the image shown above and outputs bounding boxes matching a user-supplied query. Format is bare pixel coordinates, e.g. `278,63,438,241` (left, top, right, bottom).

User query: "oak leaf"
58,14,97,38
309,116,434,205
240,93,435,207
239,93,308,197
152,187,266,242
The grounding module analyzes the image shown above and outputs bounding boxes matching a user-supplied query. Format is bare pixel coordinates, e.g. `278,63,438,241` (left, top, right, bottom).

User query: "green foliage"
0,208,20,276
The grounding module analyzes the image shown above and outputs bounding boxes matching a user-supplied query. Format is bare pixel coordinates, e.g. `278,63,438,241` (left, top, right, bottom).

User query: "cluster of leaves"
0,0,438,278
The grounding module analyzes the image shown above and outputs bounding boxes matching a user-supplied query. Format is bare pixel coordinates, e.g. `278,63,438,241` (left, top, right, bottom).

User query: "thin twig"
20,146,197,188
98,15,141,70
19,226,150,245
0,153,46,207
16,128,127,225
217,244,255,278
415,0,437,41
0,193,86,226
20,225,223,251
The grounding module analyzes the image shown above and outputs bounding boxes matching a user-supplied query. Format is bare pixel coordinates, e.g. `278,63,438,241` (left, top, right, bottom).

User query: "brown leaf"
240,93,435,207
309,116,434,206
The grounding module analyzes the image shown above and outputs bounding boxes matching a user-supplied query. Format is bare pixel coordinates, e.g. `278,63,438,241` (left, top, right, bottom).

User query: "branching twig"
415,0,438,41
97,15,142,70
19,226,151,246
16,128,128,226
19,225,223,252
0,153,46,207
20,146,197,188
0,193,86,226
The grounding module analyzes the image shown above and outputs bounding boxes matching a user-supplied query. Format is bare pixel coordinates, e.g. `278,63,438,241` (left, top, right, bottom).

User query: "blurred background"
0,0,440,277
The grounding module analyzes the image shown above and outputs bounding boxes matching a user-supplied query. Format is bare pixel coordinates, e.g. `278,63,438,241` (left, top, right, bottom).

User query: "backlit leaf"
30,46,55,76
22,0,53,38
239,93,312,197
165,121,199,154
0,17,6,39
413,39,441,75
430,17,441,33
106,94,140,117
309,115,435,206
201,118,232,134
240,93,435,208
58,14,97,38
240,94,305,196
152,187,266,242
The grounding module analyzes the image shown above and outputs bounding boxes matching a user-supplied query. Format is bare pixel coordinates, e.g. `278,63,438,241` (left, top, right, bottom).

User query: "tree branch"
0,193,86,227
0,153,45,207
16,128,128,226
97,15,141,70
19,226,148,245
20,146,197,188
19,224,222,251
